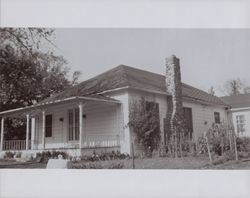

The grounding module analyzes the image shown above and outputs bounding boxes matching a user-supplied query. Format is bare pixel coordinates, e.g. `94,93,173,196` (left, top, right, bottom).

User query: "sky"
50,29,250,96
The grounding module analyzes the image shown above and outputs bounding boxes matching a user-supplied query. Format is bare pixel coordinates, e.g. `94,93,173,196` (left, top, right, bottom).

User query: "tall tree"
222,78,245,96
0,28,81,139
208,86,215,95
0,28,54,54
0,46,72,111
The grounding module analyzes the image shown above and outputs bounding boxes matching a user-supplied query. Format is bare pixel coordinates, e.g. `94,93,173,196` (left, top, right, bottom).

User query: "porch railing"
3,140,31,151
2,134,120,150
83,134,120,148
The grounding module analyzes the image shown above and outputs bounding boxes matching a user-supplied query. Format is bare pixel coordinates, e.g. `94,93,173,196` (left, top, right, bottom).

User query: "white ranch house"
0,55,230,157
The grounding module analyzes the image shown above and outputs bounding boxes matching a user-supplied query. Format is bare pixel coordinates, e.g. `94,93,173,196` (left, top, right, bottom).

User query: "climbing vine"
128,97,161,152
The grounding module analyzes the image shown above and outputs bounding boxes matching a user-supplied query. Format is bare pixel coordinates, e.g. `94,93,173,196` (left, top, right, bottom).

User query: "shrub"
197,124,235,156
236,137,250,152
212,156,227,165
197,124,250,163
35,151,68,162
72,161,124,169
15,152,22,158
81,150,129,162
4,151,15,159
223,150,236,161
212,150,235,165
238,151,250,159
51,151,68,159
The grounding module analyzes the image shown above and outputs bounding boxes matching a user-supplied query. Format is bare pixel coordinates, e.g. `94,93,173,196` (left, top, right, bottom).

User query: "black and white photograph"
0,1,250,198
1,28,250,170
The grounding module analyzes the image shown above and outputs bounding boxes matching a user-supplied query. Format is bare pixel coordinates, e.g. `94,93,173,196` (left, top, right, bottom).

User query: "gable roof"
40,65,228,107
221,93,250,108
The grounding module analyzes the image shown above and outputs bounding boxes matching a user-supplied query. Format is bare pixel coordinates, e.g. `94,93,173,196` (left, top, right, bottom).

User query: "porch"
0,96,123,156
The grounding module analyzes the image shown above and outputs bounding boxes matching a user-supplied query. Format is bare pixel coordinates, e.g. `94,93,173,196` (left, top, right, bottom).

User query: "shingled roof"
39,65,228,107
221,93,250,108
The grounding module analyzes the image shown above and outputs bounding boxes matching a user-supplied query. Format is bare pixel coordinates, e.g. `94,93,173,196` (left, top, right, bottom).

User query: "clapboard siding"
84,102,120,136
34,101,122,149
108,91,130,154
31,88,228,153
183,101,228,140
128,89,167,146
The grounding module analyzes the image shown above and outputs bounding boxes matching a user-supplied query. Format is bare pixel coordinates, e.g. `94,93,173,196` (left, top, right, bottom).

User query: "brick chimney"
164,55,184,144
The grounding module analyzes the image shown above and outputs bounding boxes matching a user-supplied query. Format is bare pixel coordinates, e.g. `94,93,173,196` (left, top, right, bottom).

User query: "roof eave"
183,96,230,108
0,96,120,117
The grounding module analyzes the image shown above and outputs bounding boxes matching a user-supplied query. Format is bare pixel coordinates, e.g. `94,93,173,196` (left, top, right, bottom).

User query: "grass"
0,160,46,169
1,156,250,169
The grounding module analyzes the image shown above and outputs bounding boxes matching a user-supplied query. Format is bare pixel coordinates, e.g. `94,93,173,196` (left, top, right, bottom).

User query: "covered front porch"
0,96,123,156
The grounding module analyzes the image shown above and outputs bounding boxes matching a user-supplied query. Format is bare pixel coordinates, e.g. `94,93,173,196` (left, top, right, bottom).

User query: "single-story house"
0,55,229,157
221,94,250,137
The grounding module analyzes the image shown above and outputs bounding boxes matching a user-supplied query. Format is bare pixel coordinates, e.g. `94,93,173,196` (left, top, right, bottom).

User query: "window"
236,115,246,134
183,107,193,137
145,101,158,112
214,112,220,124
45,114,52,137
68,108,79,141
145,101,160,119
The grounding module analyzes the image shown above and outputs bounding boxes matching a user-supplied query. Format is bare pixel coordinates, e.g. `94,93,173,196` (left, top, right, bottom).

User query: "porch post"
42,110,46,149
79,103,83,149
0,117,4,151
31,118,35,150
26,114,30,150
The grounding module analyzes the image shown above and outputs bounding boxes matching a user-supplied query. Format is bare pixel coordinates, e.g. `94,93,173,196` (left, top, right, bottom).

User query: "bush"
15,152,22,158
51,151,68,159
212,150,235,165
35,151,68,162
236,137,250,152
197,124,250,164
197,124,235,156
4,151,15,159
238,151,250,159
81,150,129,162
72,161,124,169
212,156,227,165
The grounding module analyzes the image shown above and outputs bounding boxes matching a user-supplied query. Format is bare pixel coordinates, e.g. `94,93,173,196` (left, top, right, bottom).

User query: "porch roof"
0,95,120,117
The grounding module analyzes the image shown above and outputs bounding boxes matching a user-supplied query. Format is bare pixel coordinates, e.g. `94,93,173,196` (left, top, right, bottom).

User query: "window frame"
45,114,53,138
68,108,80,141
214,112,221,124
183,107,194,137
236,114,246,134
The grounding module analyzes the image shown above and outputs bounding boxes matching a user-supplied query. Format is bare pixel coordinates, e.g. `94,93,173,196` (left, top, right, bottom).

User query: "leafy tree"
0,28,54,54
0,46,72,111
0,28,81,140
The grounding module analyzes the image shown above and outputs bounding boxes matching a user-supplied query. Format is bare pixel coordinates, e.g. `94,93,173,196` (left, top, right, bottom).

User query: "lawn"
0,160,47,169
1,156,250,169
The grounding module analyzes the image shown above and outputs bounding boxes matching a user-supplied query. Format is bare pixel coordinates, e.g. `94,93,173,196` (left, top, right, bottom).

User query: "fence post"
204,131,212,163
131,142,135,169
174,127,178,158
233,133,238,161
